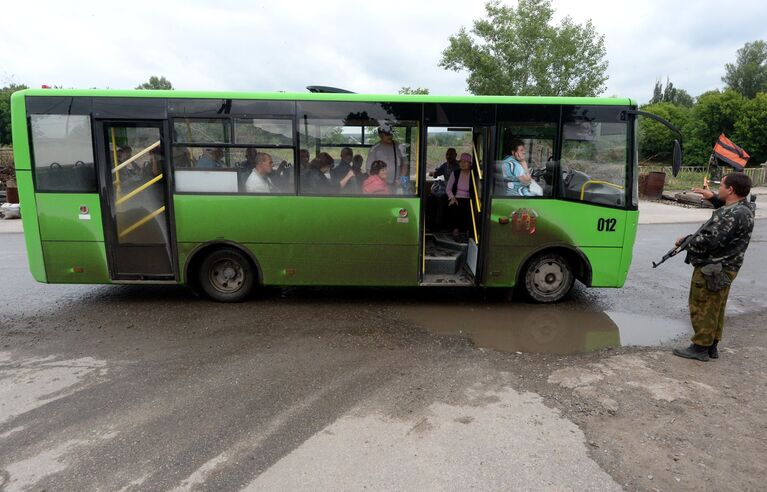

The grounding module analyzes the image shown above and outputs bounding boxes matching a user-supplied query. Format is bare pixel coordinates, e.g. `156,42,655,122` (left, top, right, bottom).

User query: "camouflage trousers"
688,266,738,346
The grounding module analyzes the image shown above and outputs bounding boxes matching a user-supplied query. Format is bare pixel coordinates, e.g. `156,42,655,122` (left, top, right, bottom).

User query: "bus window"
30,114,97,192
173,118,231,144
561,121,627,207
172,117,295,194
297,102,420,196
494,121,557,198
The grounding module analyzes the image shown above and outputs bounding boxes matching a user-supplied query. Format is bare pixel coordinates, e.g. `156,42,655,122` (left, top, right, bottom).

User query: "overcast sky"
1,0,765,103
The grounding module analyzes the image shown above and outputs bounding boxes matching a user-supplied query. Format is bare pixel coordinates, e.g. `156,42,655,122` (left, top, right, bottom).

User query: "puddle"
400,306,690,355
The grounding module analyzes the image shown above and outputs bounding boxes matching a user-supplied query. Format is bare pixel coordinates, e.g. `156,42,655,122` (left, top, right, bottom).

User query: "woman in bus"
362,160,389,194
304,154,356,194
303,157,335,193
446,152,474,239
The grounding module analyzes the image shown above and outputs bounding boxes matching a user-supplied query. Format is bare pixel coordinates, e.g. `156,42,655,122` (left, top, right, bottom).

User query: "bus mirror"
672,140,682,177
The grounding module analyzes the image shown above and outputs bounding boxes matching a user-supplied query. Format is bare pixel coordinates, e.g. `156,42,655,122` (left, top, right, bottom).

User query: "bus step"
421,269,475,286
425,250,462,275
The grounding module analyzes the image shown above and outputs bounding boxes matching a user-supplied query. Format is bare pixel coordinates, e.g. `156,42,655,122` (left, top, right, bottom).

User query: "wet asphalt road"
0,220,765,491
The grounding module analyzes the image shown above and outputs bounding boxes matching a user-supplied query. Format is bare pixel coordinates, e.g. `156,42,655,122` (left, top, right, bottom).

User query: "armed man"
672,172,755,361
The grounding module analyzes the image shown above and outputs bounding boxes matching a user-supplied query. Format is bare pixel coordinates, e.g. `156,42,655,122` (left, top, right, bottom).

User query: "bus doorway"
421,126,491,286
96,121,176,281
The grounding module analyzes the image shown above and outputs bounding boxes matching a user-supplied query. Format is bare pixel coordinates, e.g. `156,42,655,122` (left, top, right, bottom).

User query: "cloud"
1,0,765,102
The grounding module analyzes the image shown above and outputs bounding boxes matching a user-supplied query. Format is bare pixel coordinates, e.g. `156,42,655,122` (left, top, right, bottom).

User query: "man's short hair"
724,172,752,197
255,152,272,166
509,139,525,153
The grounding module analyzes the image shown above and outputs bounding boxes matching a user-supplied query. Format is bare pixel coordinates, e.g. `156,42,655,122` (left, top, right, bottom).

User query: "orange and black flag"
713,133,750,170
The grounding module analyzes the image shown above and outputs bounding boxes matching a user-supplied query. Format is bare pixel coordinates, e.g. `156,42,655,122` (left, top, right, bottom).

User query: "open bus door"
95,120,176,281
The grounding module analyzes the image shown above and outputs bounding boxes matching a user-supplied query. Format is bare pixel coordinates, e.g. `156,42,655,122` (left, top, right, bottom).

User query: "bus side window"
561,120,627,207
30,114,97,193
494,124,556,198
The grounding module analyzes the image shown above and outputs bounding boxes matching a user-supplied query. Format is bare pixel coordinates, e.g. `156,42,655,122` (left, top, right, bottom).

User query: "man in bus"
366,123,406,187
672,173,755,361
197,147,225,168
245,152,275,193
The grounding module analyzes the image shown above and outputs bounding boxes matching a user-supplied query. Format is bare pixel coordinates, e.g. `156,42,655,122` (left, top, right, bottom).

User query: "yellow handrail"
118,206,166,239
110,140,161,174
469,200,479,245
471,172,481,213
580,180,625,200
111,128,121,195
115,174,163,206
472,139,483,180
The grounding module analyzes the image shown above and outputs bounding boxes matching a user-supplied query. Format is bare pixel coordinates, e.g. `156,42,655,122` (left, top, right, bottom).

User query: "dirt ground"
506,309,767,492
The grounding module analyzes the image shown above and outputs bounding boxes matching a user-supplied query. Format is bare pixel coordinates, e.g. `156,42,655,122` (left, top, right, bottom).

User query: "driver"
501,139,535,196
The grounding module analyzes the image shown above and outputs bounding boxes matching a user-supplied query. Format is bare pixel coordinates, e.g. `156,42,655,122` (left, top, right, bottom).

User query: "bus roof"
14,88,635,107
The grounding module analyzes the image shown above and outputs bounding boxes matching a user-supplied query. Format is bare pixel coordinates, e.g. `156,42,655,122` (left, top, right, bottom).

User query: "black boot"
673,344,710,361
709,340,719,359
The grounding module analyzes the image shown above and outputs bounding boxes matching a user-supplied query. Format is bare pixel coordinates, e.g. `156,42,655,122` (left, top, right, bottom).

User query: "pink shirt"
446,171,471,199
362,174,388,194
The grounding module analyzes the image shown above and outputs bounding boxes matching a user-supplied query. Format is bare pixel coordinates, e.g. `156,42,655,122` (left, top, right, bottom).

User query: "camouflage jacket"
685,195,755,271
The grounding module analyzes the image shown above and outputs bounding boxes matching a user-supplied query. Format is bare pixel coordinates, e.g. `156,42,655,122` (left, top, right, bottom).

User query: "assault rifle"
652,223,707,268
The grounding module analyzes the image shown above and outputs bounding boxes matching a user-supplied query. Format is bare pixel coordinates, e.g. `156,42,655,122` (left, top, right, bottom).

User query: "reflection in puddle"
401,306,690,355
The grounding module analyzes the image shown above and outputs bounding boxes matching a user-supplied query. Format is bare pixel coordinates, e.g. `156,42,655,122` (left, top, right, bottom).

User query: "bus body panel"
10,93,46,281
32,194,110,283
618,210,640,285
174,195,420,286
485,200,631,287
579,247,624,287
41,241,110,283
36,194,104,241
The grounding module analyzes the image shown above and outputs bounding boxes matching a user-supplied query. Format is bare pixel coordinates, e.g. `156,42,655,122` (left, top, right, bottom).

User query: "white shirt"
245,170,273,193
366,142,407,184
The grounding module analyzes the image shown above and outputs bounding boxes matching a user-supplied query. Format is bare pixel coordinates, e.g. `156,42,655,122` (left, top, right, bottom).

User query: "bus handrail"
115,173,164,206
110,140,161,174
118,206,166,239
580,180,624,200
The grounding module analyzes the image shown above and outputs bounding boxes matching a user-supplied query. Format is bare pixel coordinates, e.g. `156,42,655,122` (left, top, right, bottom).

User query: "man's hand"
692,187,714,200
675,236,687,247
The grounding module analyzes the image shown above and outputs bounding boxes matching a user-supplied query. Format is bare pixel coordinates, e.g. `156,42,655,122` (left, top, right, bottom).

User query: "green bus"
10,88,680,302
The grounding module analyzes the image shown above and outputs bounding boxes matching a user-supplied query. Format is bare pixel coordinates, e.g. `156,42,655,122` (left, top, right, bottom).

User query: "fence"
0,147,13,168
640,165,767,190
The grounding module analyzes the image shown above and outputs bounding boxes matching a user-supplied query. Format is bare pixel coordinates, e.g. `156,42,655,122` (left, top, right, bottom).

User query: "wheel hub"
210,260,244,293
533,261,564,294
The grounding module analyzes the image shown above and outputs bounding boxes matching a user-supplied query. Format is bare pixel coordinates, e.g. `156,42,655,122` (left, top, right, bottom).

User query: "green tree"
399,87,429,95
685,89,747,166
135,76,174,90
0,84,28,146
439,0,608,96
649,78,694,107
638,102,692,163
734,93,767,164
722,40,767,99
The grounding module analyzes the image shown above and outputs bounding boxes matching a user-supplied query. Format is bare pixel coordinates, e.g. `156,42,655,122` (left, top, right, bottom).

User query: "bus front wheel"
198,248,255,302
521,252,574,303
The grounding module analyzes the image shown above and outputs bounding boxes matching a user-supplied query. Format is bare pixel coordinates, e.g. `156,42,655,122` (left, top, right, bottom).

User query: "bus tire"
521,252,574,303
198,247,255,302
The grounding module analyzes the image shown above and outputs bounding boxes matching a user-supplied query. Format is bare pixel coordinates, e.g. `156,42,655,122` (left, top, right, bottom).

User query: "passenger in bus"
237,147,259,187
303,158,335,193
196,147,225,168
362,160,389,194
245,152,276,193
366,123,406,186
430,147,459,180
352,154,367,188
332,147,353,180
501,139,534,196
446,153,474,239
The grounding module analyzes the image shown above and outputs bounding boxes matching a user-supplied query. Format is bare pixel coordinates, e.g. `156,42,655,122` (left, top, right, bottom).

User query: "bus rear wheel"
198,248,255,302
521,252,574,303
